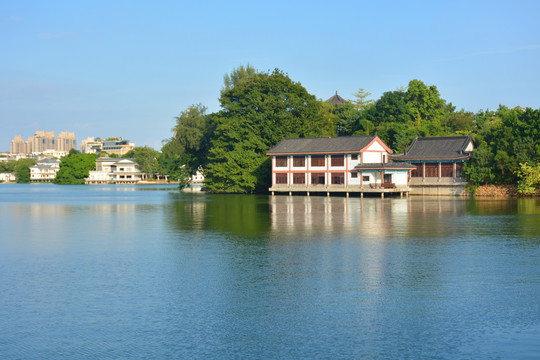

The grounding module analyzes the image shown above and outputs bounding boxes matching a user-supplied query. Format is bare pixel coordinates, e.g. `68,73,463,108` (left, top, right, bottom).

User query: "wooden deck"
269,184,410,198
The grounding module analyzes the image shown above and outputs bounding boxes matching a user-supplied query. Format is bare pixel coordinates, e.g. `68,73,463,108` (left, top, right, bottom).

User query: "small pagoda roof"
325,91,347,106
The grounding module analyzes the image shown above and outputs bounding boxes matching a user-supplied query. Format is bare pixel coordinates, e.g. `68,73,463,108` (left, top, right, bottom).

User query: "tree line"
159,65,538,194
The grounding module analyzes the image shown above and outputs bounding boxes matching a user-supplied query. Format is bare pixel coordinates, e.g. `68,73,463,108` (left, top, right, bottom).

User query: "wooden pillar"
289,191,292,196
381,192,384,199
361,192,364,199
327,192,330,197
346,192,349,198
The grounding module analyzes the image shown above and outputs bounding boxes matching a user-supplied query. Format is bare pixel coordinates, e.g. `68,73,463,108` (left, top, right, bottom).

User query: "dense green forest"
159,65,539,194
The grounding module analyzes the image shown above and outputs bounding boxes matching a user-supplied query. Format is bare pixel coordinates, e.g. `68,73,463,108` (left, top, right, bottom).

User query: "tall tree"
205,68,334,193
405,79,445,129
350,88,373,110
161,104,215,177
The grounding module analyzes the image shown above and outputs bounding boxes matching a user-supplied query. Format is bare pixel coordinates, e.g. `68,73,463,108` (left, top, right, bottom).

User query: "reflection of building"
9,131,76,154
391,136,474,195
267,135,415,197
86,158,143,184
80,137,135,156
30,158,61,182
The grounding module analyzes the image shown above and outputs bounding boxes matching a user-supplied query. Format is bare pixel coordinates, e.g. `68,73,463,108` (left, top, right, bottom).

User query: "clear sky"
1,0,539,151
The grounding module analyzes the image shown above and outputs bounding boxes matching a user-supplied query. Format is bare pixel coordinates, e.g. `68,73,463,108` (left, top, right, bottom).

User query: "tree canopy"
204,68,335,193
53,153,97,184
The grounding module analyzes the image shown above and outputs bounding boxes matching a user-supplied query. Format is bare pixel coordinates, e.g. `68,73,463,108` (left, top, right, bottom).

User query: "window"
331,155,344,167
311,155,325,167
363,176,370,182
411,163,423,177
441,163,453,177
293,173,305,184
351,172,358,178
311,173,325,185
384,174,392,183
351,154,358,160
293,156,305,167
425,164,438,177
275,173,288,184
331,173,345,185
275,156,287,167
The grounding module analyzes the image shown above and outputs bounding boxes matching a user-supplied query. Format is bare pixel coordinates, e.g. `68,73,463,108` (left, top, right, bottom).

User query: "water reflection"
166,193,540,241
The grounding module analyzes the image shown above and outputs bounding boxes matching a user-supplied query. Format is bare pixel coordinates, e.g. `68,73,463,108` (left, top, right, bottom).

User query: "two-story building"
266,135,415,197
86,158,143,184
30,158,61,182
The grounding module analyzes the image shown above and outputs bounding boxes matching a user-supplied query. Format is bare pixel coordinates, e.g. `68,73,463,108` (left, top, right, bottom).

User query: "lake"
1,184,539,359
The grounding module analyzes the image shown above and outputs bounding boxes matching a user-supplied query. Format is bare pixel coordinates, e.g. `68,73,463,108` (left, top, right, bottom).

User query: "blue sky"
1,0,539,151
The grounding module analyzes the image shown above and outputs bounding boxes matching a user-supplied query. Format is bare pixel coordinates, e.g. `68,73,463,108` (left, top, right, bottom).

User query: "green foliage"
461,106,540,188
13,159,36,183
53,153,97,184
350,88,373,110
160,104,215,177
205,68,333,193
222,64,256,92
515,162,540,194
0,160,17,173
123,146,160,174
68,148,80,156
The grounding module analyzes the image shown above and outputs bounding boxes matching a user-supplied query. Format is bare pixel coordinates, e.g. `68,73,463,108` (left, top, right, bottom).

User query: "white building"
86,158,143,184
29,158,61,182
0,173,16,183
266,135,415,197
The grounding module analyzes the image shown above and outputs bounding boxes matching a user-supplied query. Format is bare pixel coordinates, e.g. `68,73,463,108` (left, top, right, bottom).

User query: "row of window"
275,172,370,185
411,163,463,178
275,155,359,168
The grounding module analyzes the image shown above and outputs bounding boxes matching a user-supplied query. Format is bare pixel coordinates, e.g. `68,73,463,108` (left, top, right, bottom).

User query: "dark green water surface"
1,184,539,359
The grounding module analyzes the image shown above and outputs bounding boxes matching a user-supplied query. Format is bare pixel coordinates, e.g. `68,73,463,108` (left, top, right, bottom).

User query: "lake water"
1,184,539,359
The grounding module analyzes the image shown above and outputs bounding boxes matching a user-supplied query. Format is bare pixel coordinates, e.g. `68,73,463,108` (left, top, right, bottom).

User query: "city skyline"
1,1,539,151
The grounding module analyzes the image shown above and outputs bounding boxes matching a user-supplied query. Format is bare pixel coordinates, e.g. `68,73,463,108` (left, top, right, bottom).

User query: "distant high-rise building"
10,135,25,154
9,130,77,155
57,131,77,152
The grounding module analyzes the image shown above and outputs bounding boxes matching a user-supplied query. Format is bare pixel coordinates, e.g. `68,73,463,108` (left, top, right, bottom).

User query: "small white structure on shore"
182,166,205,192
0,173,16,183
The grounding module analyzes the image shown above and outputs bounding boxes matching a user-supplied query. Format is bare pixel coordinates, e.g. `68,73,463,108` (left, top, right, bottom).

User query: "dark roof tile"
392,135,473,160
267,136,378,155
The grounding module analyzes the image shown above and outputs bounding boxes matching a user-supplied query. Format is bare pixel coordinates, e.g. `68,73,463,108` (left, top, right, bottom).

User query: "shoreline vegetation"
3,65,539,195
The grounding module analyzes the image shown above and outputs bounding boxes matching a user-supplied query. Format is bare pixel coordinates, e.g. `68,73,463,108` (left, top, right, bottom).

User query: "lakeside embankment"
473,184,539,198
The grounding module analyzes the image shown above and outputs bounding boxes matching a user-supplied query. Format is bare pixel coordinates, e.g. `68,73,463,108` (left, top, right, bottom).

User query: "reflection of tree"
167,194,271,239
